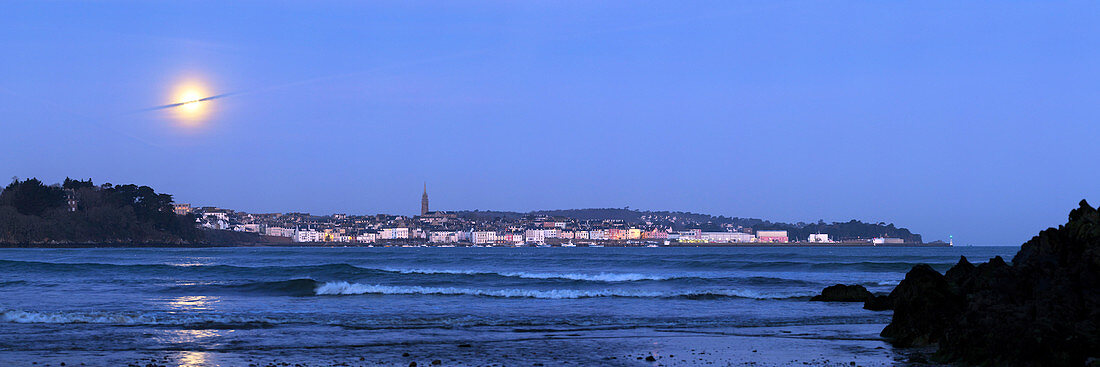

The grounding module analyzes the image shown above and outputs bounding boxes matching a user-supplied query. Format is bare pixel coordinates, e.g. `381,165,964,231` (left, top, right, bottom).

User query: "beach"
0,324,914,366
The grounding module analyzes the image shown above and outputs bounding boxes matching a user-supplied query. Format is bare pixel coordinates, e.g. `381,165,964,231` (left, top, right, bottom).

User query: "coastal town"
172,185,932,247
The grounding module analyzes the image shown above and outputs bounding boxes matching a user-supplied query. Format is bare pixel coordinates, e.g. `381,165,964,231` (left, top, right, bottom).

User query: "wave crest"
2,309,159,324
1,309,281,328
387,268,670,282
313,281,812,300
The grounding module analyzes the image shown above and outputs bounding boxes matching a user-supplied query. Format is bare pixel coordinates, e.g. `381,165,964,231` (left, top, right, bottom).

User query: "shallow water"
0,246,1016,365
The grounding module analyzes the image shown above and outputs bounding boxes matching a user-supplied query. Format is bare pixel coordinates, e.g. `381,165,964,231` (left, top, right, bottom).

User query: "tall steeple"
421,182,429,216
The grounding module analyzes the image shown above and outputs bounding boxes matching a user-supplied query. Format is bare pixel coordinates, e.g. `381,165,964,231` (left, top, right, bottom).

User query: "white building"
201,212,229,222
380,228,409,240
700,231,755,243
265,227,295,238
872,237,905,245
430,231,459,243
807,233,831,243
470,231,498,245
676,229,703,241
295,230,323,243
356,233,377,243
588,229,609,240
524,229,560,243
233,224,262,233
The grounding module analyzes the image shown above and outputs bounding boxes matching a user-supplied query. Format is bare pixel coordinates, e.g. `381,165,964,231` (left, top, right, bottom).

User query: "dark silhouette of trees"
0,178,66,216
0,177,202,244
752,219,922,243
62,178,94,190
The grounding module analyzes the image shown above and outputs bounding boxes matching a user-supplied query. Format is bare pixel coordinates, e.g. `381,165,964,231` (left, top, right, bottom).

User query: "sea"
0,246,1017,366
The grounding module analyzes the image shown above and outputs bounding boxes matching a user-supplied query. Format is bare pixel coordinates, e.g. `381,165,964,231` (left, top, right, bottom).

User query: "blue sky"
1,1,1097,245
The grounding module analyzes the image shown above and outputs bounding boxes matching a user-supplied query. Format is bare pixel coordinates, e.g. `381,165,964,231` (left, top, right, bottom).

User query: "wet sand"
0,323,934,366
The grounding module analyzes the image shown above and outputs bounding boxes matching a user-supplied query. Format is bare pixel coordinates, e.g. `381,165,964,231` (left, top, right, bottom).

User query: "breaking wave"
313,281,814,300
0,309,279,328
2,309,159,324
385,268,672,282
381,268,818,285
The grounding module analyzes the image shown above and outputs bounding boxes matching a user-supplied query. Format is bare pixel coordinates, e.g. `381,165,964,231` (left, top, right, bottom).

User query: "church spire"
421,182,429,216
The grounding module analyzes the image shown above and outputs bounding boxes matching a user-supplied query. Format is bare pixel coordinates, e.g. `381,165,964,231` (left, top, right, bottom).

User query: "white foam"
502,271,671,282
1,309,158,324
313,281,813,300
0,309,289,326
382,268,671,282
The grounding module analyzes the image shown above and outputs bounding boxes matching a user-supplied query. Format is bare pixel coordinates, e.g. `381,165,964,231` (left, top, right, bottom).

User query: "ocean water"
0,246,1017,366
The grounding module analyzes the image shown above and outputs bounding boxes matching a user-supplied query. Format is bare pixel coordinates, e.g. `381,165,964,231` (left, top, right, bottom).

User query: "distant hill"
538,208,750,223
456,208,753,223
454,208,922,243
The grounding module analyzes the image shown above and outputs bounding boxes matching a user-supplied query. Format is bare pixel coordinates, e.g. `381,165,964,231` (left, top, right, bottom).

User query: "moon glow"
169,81,213,125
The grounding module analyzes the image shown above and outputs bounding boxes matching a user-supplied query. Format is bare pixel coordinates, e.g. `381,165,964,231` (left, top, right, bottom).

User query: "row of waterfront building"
258,227,898,245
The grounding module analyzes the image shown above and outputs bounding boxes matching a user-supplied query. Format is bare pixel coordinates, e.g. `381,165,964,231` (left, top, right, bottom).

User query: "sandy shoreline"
0,323,934,366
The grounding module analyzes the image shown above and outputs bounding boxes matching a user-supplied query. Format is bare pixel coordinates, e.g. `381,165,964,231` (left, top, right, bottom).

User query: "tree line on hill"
751,220,921,243
0,177,202,244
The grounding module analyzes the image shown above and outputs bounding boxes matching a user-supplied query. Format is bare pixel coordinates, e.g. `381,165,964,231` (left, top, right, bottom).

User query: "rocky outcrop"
861,294,893,311
810,284,873,302
879,264,963,346
881,200,1100,366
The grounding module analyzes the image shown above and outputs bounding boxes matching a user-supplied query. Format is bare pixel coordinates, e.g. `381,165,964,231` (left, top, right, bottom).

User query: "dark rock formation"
862,256,977,312
810,284,873,302
861,294,893,311
881,200,1100,366
879,264,963,346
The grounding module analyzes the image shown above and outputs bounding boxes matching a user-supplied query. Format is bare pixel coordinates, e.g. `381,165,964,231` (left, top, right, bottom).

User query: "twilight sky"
1,1,1097,245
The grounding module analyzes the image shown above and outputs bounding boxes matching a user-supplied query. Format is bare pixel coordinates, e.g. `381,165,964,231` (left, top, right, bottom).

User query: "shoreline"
0,243,952,249
0,324,929,366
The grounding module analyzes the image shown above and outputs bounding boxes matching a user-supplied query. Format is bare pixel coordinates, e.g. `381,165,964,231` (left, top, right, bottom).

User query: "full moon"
170,81,213,125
